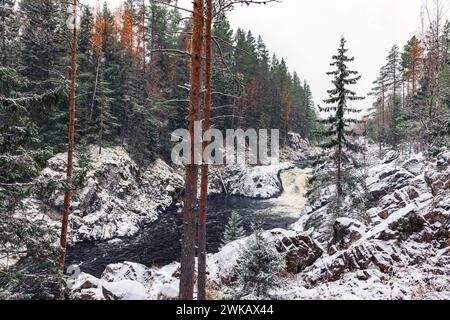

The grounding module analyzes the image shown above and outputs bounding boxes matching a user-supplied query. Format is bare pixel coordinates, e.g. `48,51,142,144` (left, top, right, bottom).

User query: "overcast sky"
84,0,448,113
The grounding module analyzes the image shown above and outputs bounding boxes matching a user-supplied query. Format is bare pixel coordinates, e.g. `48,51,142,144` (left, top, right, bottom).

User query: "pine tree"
222,212,246,246
197,0,213,300
236,228,285,298
302,80,317,140
385,45,402,147
179,0,203,301
59,0,79,271
369,66,389,151
402,36,423,99
318,37,364,199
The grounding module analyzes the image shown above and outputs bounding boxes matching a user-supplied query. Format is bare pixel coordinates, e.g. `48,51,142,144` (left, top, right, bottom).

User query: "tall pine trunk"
59,0,78,271
198,0,212,301
180,0,204,301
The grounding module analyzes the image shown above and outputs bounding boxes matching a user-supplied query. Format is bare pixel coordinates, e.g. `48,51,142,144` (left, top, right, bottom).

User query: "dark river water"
66,165,311,277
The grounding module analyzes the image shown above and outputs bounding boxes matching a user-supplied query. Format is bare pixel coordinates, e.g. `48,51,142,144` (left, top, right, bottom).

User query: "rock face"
71,261,180,300
210,163,294,199
207,229,322,284
367,163,415,202
276,232,323,273
283,132,320,162
34,147,184,243
301,150,450,288
328,218,366,255
425,151,450,196
402,155,426,176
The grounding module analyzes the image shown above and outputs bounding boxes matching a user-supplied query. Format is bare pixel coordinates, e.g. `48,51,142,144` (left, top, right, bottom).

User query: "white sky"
84,0,449,113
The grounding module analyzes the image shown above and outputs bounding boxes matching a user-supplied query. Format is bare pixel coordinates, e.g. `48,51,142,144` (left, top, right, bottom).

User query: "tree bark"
197,0,212,301
179,0,204,301
59,0,78,271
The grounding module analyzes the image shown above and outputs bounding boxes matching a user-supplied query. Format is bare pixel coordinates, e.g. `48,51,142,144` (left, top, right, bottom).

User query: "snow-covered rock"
71,261,180,300
276,232,323,273
283,132,321,162
33,146,184,243
383,150,399,164
367,163,415,202
102,280,150,300
288,149,450,297
402,154,426,176
211,162,295,199
328,218,366,255
207,229,322,284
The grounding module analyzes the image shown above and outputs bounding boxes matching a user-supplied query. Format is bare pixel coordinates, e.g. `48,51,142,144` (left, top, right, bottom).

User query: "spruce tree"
0,67,61,299
19,0,67,151
211,17,236,132
77,5,96,141
93,57,119,155
222,212,246,246
236,228,285,298
302,80,317,140
0,0,20,68
385,45,402,147
318,37,364,199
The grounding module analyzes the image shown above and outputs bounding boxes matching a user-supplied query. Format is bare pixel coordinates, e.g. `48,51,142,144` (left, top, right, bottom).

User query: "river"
66,167,311,277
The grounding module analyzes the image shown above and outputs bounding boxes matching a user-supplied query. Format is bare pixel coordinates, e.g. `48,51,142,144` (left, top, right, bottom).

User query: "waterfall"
267,168,312,217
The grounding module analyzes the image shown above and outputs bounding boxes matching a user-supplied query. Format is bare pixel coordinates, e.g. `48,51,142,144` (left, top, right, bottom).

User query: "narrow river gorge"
67,166,312,277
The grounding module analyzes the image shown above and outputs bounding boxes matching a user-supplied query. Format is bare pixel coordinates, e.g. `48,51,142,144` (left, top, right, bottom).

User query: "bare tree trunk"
59,0,78,271
197,0,212,301
180,0,204,301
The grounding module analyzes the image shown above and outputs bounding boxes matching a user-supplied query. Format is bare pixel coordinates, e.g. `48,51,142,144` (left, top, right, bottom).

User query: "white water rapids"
262,168,312,217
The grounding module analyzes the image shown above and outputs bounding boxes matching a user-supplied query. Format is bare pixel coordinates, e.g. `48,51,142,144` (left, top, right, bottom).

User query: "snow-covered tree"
318,37,365,200
0,67,62,299
236,229,285,298
0,0,20,68
221,212,246,246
